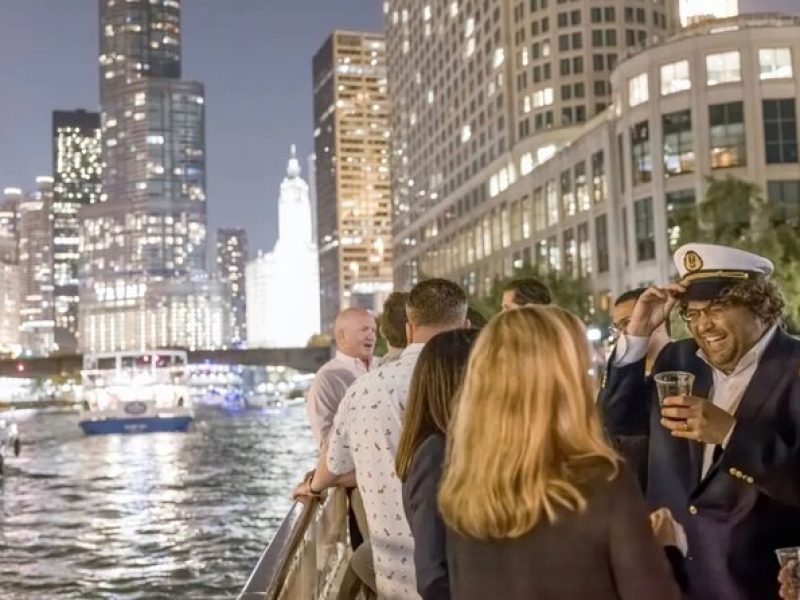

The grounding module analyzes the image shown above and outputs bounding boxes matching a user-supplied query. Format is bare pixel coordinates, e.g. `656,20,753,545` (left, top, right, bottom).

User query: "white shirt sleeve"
612,333,650,367
326,387,356,475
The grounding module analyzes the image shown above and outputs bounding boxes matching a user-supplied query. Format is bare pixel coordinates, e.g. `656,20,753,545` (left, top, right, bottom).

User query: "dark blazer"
402,433,450,600
445,463,680,600
598,329,800,600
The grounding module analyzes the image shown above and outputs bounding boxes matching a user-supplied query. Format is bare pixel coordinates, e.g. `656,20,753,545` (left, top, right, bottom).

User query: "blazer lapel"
693,329,800,492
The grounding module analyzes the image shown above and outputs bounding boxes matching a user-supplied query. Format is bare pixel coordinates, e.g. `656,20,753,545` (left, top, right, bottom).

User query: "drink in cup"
776,547,800,588
654,371,695,406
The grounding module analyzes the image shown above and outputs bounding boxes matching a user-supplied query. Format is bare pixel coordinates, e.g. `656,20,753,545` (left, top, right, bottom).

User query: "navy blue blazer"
598,329,800,600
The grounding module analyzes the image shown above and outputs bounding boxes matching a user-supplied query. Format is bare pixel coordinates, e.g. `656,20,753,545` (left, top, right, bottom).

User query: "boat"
0,416,20,475
79,350,194,435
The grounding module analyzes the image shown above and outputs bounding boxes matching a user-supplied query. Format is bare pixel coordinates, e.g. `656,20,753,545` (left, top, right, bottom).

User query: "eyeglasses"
608,317,631,340
678,302,729,324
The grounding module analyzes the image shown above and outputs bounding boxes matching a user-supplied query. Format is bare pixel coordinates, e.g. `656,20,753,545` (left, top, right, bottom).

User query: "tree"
672,175,800,330
471,263,604,327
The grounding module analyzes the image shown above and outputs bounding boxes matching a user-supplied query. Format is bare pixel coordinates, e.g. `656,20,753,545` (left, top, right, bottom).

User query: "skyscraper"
246,148,320,348
80,0,209,351
52,109,102,353
18,178,56,356
216,228,247,346
385,0,675,292
312,31,393,335
0,189,21,354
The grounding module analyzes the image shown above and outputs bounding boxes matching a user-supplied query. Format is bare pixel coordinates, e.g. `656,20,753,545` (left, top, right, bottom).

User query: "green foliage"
672,175,800,331
471,264,605,327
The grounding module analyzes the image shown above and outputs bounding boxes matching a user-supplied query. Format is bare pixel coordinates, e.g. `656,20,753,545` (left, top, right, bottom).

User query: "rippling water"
0,407,317,599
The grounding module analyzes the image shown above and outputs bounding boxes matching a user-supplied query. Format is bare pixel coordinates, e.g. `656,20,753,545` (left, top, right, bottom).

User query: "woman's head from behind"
396,328,480,481
439,306,617,539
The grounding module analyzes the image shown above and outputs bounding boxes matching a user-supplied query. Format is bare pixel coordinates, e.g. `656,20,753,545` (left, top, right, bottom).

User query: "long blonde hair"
438,306,618,540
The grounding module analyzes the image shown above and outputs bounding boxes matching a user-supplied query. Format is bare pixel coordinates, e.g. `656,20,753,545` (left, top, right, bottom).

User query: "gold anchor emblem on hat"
684,250,703,272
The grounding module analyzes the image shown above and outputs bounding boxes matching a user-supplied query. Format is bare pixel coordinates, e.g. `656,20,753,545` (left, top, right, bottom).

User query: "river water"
0,407,317,599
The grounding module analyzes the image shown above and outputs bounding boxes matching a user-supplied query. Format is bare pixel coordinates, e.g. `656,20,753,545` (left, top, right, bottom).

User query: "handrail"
238,488,351,600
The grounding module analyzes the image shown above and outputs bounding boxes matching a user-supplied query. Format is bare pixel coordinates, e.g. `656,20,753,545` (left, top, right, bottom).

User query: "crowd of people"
293,242,800,600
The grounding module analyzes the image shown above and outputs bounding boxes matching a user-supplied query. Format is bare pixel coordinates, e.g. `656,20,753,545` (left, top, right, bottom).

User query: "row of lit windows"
628,48,794,107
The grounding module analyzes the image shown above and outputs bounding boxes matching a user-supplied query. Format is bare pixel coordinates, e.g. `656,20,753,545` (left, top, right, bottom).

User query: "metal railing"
238,488,351,600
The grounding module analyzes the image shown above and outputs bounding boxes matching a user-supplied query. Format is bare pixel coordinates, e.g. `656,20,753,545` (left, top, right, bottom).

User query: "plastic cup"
653,371,695,406
776,547,800,568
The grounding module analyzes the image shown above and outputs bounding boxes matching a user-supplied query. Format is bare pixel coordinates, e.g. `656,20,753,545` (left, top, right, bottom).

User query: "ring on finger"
682,421,689,431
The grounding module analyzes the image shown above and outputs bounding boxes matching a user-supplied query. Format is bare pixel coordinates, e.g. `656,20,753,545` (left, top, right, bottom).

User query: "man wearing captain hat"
599,242,800,599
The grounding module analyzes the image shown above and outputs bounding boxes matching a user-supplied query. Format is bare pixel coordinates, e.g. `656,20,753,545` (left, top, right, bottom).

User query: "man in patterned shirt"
304,279,469,598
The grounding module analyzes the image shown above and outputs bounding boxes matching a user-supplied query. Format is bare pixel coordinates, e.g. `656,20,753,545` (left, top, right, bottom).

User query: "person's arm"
306,370,345,446
608,465,682,600
310,441,356,491
401,436,450,600
718,376,800,508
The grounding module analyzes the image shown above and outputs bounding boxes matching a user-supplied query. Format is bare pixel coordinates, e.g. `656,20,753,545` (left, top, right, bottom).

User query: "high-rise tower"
312,31,393,335
216,228,247,346
52,109,102,353
80,0,209,351
385,0,675,291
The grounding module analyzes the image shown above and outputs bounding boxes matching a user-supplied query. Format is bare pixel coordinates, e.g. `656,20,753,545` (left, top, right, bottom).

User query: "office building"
679,0,738,26
312,31,393,335
18,178,56,356
80,0,210,352
386,10,800,308
385,0,675,292
52,109,102,353
216,228,247,346
0,189,21,353
246,148,320,348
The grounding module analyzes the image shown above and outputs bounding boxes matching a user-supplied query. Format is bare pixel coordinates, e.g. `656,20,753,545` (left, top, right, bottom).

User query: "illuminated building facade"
385,0,675,292
679,0,738,27
246,148,320,348
18,178,56,356
52,110,102,353
80,0,210,351
312,31,393,335
0,190,21,353
216,228,247,346
386,9,800,307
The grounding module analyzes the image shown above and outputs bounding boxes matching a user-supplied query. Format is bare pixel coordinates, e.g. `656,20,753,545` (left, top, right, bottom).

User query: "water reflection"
0,408,316,599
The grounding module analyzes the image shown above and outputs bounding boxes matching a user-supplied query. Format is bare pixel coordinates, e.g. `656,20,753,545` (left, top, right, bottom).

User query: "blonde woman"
439,306,680,599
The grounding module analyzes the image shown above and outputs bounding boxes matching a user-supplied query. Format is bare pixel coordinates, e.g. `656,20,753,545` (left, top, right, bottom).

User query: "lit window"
533,87,554,107
542,41,551,58
427,90,434,104
521,47,529,67
523,95,532,113
423,5,432,21
461,125,472,143
465,38,475,58
759,48,793,80
494,48,505,68
660,60,691,95
520,152,534,175
706,51,741,86
134,93,145,107
450,1,458,17
146,135,165,145
465,17,475,37
628,73,649,107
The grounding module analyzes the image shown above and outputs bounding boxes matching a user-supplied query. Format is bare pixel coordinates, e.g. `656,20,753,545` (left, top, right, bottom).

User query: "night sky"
0,1,797,255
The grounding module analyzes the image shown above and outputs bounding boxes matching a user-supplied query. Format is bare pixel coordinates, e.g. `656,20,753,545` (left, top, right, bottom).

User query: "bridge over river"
0,347,332,379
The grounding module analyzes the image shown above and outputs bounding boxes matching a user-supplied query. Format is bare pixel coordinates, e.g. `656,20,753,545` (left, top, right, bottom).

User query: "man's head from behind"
501,277,552,311
334,307,377,361
380,292,409,351
406,279,468,342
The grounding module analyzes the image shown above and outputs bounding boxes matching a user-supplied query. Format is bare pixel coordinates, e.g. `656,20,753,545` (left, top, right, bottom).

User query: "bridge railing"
238,487,351,600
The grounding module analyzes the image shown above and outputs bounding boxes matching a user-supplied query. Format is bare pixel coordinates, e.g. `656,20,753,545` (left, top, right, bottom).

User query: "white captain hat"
673,243,774,300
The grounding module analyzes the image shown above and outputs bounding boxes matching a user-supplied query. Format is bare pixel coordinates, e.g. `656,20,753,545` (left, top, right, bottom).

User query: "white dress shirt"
305,350,369,446
614,325,779,478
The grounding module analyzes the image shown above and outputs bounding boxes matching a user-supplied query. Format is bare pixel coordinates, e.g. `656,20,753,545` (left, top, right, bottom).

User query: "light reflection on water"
0,408,317,599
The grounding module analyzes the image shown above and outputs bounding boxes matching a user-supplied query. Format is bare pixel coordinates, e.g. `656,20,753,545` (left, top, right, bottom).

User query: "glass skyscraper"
80,0,211,351
216,228,247,347
52,110,102,353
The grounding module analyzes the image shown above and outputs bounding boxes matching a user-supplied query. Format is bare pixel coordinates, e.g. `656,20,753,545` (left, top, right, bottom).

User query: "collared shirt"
306,350,370,446
374,346,404,368
614,325,779,477
327,342,425,599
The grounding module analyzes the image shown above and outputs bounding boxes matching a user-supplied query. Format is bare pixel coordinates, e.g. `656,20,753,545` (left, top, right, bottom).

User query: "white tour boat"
79,350,193,435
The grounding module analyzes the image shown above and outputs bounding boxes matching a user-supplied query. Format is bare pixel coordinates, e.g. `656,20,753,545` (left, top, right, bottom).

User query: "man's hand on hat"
660,395,736,445
626,283,687,337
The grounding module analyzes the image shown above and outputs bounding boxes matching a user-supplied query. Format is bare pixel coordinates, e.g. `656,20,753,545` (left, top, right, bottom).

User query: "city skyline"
0,0,383,257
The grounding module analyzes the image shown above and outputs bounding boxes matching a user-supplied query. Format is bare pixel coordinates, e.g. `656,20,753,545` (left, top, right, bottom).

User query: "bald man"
306,308,377,446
